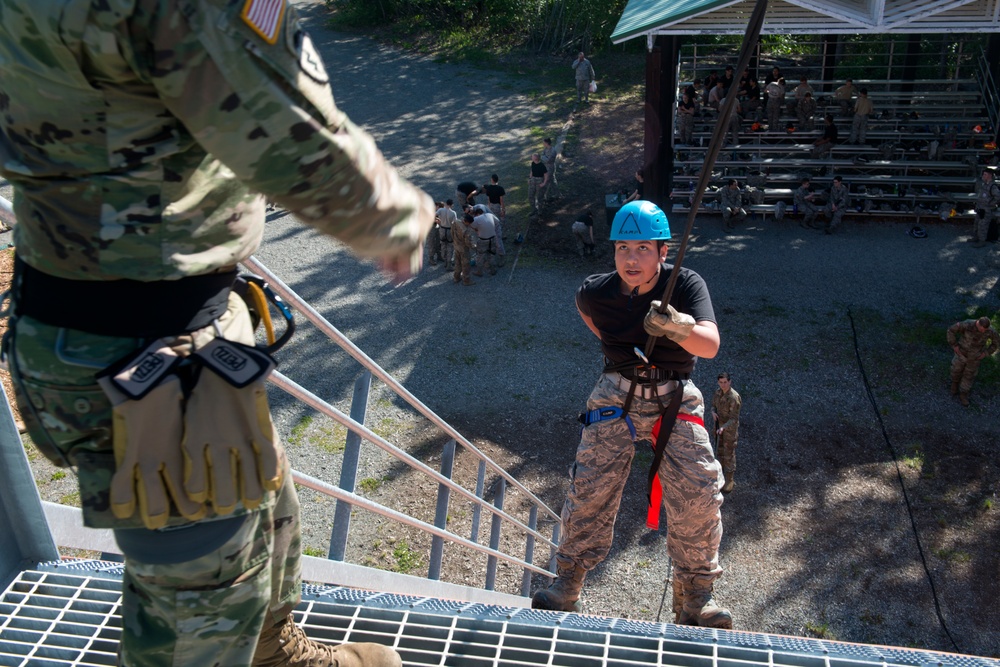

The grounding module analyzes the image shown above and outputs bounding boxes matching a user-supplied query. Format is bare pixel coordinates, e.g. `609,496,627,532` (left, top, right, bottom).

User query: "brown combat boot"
959,392,970,407
677,587,733,629
721,469,735,495
531,556,585,612
950,381,959,396
671,578,685,623
252,613,401,667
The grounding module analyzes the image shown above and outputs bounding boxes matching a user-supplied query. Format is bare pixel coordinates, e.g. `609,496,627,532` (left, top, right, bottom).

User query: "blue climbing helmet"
610,200,671,241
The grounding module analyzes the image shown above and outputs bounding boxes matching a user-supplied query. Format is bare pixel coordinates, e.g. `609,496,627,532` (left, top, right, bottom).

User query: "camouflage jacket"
947,320,1000,358
829,184,849,209
712,388,742,431
0,0,433,281
975,179,1000,212
719,187,743,212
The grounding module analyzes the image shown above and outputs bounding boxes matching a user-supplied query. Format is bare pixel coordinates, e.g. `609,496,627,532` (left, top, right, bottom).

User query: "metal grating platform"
3,562,999,667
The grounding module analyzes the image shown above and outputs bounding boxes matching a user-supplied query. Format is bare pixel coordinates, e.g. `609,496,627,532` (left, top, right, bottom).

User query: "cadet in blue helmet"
532,200,731,629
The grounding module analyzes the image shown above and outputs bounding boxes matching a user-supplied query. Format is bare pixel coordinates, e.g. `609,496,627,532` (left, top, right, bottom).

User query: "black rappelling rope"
846,308,962,654
644,0,770,358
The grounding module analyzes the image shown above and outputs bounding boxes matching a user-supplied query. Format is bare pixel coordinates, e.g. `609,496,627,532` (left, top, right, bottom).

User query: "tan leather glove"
105,375,208,529
182,356,283,515
644,300,695,342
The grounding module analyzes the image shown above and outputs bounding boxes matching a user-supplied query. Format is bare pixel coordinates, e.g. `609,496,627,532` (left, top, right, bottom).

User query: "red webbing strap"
646,413,705,530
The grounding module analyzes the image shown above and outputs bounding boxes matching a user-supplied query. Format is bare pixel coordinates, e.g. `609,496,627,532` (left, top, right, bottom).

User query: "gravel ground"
7,1,1000,658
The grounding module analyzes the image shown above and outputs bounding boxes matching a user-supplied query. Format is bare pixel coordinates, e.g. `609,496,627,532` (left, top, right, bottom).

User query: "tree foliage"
329,0,630,54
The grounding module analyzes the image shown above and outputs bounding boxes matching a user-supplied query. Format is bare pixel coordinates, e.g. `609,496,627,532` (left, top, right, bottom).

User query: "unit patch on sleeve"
241,0,285,44
295,31,329,84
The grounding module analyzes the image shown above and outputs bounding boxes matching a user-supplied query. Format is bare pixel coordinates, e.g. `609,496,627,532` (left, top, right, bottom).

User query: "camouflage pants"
428,226,441,263
766,98,781,129
438,227,453,268
849,114,868,143
453,246,471,281
677,113,694,145
8,296,302,666
974,209,993,243
558,373,724,590
475,237,496,275
827,205,845,230
950,353,983,394
716,430,738,477
528,177,545,212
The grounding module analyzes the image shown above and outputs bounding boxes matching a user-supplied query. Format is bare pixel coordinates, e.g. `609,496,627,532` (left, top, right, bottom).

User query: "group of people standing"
434,177,509,284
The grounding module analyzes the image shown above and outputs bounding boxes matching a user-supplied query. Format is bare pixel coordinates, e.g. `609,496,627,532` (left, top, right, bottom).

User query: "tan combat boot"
252,613,401,667
721,470,735,495
959,392,970,407
950,380,959,396
531,556,585,612
671,578,685,623
677,587,733,629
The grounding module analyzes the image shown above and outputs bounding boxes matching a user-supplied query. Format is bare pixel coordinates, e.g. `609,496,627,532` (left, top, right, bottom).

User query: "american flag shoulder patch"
241,0,285,44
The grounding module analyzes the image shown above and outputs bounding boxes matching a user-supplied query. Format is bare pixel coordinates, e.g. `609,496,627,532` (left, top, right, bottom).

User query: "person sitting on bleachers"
794,176,821,229
702,71,720,105
789,77,813,114
721,178,747,233
765,77,785,130
834,79,856,117
764,66,782,85
677,91,696,145
740,77,762,122
708,80,726,110
847,88,874,144
824,176,850,235
811,114,838,158
797,92,817,131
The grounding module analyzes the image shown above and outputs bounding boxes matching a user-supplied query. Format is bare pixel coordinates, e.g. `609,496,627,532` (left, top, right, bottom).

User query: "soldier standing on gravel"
0,0,434,663
532,201,732,630
972,166,1000,248
712,373,742,494
947,316,1000,406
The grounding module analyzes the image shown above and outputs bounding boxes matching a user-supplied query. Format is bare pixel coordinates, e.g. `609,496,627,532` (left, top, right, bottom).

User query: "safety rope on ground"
847,308,963,654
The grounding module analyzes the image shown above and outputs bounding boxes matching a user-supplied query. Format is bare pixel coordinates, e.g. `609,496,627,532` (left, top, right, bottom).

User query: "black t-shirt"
484,184,506,203
576,263,715,372
633,180,644,199
821,123,838,142
576,211,594,227
530,162,547,178
456,181,477,196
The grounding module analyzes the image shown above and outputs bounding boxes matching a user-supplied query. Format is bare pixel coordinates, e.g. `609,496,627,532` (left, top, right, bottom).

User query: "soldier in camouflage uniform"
711,372,742,494
0,0,434,663
532,201,731,630
947,316,999,406
972,167,1000,248
452,213,476,285
824,176,850,234
720,179,746,233
794,176,820,229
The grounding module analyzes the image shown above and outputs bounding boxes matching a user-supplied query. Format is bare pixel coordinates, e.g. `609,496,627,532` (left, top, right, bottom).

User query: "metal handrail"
974,48,1000,142
242,256,561,524
270,369,557,552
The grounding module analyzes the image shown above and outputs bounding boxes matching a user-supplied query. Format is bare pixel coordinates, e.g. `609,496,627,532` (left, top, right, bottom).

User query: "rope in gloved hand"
642,0,771,528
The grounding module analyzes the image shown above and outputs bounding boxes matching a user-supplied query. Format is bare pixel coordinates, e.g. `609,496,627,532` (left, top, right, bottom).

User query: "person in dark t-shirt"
531,201,731,631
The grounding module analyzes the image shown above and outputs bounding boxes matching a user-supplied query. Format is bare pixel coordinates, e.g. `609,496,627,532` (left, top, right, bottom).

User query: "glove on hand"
106,375,208,529
644,300,695,342
182,366,283,515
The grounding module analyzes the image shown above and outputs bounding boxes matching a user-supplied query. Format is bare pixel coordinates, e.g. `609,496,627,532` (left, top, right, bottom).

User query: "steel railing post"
328,370,371,561
484,478,506,590
428,439,456,580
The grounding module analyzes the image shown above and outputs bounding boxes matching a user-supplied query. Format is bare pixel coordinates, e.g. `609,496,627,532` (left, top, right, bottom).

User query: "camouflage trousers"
950,353,983,394
677,113,694,145
453,246,471,282
716,430,738,477
528,177,545,212
558,373,724,590
849,114,868,143
973,209,994,243
8,297,302,666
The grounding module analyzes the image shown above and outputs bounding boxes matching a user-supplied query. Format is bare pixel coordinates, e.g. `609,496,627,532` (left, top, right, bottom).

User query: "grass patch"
804,621,837,640
286,414,348,453
900,444,924,472
391,539,422,574
302,545,326,557
358,476,388,494
59,491,81,507
935,548,972,563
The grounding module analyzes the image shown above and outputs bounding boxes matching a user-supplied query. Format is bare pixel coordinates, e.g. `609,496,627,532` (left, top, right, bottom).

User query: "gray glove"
644,300,695,342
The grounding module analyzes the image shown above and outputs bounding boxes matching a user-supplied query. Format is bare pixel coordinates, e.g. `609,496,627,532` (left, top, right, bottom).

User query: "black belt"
13,255,236,338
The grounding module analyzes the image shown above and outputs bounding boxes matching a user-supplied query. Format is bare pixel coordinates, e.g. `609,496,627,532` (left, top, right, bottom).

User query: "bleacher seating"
671,76,997,223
